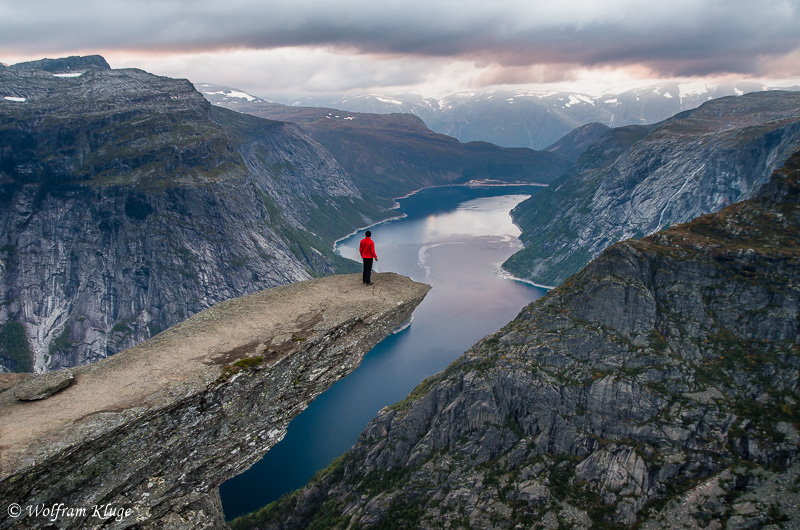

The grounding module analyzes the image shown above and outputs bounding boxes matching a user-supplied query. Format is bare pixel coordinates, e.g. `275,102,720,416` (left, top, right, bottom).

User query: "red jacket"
359,237,377,259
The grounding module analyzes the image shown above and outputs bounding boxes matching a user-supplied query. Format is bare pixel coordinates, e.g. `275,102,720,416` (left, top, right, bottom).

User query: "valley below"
237,146,800,530
220,185,548,519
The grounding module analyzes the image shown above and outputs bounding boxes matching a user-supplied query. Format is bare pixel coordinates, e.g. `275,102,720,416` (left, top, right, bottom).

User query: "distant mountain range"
200,84,800,291
198,84,570,205
203,82,800,150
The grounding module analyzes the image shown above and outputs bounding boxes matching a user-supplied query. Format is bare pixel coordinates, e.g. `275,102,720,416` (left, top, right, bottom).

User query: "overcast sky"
2,0,800,99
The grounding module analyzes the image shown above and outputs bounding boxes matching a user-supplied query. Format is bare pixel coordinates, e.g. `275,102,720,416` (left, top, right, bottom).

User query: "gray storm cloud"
2,0,800,78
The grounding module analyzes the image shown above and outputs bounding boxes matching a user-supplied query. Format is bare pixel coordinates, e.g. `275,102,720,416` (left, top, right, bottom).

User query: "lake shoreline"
332,181,549,251
499,266,556,290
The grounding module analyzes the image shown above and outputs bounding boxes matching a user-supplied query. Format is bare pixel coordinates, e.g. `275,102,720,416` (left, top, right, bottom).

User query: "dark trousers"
362,258,373,284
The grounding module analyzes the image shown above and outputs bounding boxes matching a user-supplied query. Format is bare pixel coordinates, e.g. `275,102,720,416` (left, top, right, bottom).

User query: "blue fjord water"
220,185,547,519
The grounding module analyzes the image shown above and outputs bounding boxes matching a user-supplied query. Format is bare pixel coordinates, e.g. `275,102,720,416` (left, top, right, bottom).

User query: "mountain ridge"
544,122,611,163
6,55,110,72
198,84,571,206
262,82,800,150
503,90,800,287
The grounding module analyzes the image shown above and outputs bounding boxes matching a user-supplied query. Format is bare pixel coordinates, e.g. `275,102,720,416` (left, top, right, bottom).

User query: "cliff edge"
0,272,430,529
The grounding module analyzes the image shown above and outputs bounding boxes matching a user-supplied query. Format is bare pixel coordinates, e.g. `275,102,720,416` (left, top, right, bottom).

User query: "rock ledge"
0,272,429,529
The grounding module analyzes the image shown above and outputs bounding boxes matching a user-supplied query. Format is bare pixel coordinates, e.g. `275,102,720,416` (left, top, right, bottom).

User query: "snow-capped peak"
203,89,258,102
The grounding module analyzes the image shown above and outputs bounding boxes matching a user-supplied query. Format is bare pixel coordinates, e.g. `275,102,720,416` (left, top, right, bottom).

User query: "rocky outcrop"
0,61,379,372
10,368,73,400
6,55,110,72
242,151,800,528
504,90,800,287
0,272,430,529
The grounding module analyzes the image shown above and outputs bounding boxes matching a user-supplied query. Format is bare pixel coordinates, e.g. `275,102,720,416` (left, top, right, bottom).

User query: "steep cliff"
242,151,800,528
0,61,380,372
504,91,800,287
0,273,430,529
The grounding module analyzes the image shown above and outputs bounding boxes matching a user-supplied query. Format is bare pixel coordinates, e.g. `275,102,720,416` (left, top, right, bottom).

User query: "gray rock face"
0,273,430,529
0,63,370,372
244,152,800,528
504,91,800,287
11,368,73,400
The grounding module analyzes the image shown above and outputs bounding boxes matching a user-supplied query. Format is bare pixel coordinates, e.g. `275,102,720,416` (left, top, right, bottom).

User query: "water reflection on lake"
220,185,548,519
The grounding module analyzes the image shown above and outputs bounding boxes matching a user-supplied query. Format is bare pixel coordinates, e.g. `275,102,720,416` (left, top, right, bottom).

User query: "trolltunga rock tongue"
0,272,429,529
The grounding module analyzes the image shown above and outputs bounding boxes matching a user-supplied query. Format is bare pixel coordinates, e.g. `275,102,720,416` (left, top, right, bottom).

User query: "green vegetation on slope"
0,321,34,372
256,190,359,276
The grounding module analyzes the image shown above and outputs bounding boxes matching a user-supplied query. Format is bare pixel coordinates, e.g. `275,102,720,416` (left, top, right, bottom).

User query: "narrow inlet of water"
220,185,548,519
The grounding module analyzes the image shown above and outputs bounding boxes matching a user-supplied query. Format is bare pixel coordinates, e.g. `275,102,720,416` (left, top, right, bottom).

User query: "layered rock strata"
0,273,429,529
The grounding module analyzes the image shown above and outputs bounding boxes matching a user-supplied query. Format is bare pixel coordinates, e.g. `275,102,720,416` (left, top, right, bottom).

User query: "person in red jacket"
359,230,379,285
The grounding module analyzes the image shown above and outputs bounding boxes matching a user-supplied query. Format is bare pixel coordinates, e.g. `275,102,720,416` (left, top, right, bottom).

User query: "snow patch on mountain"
204,89,257,101
565,94,595,107
375,96,403,105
